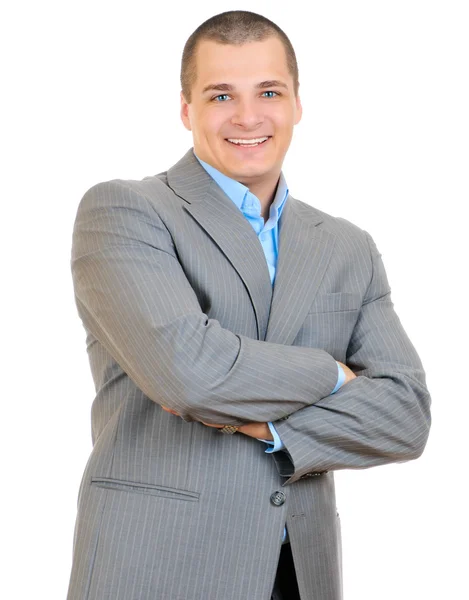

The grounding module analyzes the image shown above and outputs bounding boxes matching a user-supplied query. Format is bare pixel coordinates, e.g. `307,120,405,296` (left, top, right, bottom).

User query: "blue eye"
214,94,230,102
262,91,278,98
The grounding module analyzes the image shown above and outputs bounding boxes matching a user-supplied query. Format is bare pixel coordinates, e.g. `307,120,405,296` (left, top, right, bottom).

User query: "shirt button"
270,491,286,506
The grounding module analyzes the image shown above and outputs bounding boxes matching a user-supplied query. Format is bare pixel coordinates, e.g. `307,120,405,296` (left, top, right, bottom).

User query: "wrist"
239,422,272,440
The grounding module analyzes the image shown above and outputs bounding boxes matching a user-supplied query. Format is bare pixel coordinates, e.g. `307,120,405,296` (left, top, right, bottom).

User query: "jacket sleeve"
71,180,339,425
271,232,431,484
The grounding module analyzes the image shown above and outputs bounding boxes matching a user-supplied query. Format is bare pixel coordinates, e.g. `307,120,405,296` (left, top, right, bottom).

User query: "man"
67,10,431,600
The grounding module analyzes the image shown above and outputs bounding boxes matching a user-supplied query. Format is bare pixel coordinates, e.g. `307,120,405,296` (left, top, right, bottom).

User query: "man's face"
180,37,302,187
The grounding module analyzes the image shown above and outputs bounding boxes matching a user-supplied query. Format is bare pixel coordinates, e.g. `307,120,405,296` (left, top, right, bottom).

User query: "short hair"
181,10,299,103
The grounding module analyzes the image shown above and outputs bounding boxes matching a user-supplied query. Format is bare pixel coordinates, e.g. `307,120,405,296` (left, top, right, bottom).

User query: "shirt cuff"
261,422,285,453
331,361,346,394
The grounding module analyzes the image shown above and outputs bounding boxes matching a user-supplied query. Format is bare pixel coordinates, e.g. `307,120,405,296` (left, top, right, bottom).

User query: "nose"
230,98,264,129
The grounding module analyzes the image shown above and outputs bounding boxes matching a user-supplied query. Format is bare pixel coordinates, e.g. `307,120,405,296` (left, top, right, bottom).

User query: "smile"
225,136,271,148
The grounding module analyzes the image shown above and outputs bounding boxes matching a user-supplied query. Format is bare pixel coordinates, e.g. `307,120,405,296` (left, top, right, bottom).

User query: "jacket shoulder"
80,171,172,209
291,197,368,241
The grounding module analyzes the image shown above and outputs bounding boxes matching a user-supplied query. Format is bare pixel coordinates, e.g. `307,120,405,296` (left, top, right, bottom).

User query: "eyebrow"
201,80,289,94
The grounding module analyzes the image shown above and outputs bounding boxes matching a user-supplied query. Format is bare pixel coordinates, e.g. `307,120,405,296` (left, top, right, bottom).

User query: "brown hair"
181,10,299,103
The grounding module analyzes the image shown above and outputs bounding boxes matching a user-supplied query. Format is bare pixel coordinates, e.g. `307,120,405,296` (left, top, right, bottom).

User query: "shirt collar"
194,153,289,223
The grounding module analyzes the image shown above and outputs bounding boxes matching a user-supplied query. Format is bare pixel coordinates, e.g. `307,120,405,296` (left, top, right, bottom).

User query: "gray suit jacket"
67,148,431,600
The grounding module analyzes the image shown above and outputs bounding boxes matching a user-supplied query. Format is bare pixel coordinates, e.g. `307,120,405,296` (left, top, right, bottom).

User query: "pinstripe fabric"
67,148,431,600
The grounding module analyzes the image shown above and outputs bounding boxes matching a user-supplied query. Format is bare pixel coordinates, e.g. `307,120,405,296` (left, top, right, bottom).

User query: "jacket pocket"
309,291,362,313
91,476,200,502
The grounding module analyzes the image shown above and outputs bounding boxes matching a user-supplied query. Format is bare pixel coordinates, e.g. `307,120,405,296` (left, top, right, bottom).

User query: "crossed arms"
72,181,431,481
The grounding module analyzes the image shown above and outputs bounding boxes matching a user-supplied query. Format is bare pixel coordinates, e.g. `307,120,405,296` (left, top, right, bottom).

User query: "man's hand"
161,406,272,440
337,361,357,385
161,405,224,428
237,422,273,440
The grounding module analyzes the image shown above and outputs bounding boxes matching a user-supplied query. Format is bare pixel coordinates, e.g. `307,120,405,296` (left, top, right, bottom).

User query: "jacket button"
270,491,286,506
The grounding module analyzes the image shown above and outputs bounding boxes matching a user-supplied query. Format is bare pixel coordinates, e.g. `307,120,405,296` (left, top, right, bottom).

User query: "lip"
225,136,272,141
224,136,272,151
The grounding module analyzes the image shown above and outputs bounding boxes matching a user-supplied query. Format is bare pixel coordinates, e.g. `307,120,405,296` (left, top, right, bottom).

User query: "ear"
294,93,303,126
180,91,192,131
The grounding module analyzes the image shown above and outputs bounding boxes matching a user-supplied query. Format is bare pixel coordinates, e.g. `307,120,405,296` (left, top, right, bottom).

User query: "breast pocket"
309,292,362,314
297,292,362,359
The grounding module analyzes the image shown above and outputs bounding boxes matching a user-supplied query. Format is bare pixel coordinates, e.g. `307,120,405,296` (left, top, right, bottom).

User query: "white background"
1,1,468,598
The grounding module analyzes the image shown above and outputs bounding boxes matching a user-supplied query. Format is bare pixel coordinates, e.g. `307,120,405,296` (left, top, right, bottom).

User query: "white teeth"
227,137,269,145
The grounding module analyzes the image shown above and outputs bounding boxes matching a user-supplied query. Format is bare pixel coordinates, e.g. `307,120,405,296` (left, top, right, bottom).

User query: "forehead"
193,37,291,89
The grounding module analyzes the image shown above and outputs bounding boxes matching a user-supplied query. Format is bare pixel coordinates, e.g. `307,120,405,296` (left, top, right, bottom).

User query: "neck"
240,176,279,220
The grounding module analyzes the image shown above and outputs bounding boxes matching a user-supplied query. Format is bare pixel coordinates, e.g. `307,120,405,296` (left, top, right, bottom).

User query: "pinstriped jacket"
67,148,431,600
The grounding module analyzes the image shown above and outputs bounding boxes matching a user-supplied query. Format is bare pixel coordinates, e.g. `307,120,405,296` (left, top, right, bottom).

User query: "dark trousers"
271,543,301,600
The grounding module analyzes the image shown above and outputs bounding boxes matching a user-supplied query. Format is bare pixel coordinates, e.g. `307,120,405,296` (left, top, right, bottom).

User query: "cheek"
269,109,295,131
200,109,228,134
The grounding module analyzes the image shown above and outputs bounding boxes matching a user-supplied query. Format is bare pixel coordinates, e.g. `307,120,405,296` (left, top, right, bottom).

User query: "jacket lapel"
265,198,336,345
166,149,272,341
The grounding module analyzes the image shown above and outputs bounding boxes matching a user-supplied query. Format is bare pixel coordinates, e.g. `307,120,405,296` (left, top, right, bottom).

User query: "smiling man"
180,35,302,215
67,10,431,600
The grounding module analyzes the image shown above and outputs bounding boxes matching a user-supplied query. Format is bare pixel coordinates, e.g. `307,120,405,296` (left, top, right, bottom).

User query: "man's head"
180,11,302,192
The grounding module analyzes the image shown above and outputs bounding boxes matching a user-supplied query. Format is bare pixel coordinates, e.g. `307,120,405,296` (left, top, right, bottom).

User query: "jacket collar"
166,148,335,344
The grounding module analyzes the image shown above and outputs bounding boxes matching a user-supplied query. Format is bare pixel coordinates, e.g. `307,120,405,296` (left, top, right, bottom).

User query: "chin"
231,166,269,180
230,159,274,174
